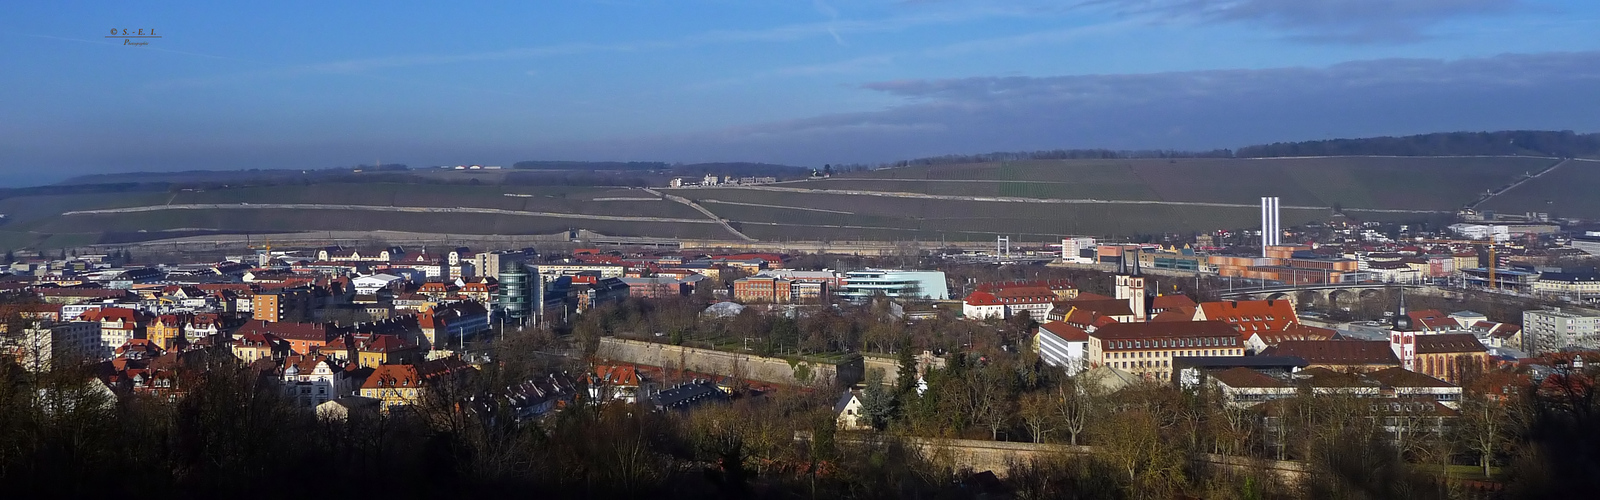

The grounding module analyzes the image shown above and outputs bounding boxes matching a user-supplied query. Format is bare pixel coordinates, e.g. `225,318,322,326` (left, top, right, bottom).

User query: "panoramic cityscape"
5,1,1600,499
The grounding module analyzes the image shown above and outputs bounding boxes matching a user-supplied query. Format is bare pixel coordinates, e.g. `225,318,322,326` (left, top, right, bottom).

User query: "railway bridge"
1216,283,1424,310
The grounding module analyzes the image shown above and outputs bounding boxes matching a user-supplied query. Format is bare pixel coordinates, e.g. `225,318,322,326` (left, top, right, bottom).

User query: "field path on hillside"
1467,158,1570,210
60,203,719,224
644,188,757,241
671,186,1449,214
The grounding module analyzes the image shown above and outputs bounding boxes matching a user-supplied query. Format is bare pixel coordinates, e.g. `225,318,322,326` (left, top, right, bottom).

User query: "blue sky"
3,1,1600,185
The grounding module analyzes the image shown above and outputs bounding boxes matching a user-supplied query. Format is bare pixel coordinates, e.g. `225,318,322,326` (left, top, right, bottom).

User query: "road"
61,203,718,224
1468,158,1570,209
667,185,1451,214
645,188,756,241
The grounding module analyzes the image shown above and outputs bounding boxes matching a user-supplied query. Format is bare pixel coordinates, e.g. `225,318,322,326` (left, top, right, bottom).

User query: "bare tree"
1459,391,1515,477
1019,391,1057,443
1055,370,1106,446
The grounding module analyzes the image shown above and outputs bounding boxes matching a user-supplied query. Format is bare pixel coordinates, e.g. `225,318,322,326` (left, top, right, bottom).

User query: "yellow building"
359,364,422,412
1087,321,1243,382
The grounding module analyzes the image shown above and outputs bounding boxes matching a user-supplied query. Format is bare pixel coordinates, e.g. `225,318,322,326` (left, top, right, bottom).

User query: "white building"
838,269,949,302
1057,237,1096,264
352,273,404,295
1261,197,1281,257
1447,223,1511,243
1035,321,1088,375
833,391,870,430
1523,308,1600,354
3,321,101,372
283,355,354,408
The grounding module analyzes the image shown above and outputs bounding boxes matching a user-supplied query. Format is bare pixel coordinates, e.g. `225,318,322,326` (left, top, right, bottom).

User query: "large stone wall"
808,433,1307,484
597,337,863,387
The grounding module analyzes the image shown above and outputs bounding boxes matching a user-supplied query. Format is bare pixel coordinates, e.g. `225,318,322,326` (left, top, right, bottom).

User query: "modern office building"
838,269,948,301
496,259,531,323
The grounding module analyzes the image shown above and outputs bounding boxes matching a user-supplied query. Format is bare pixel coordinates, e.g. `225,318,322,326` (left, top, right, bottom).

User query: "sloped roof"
1251,325,1337,346
1150,309,1195,322
1414,334,1487,354
1262,340,1399,366
361,364,421,390
1150,294,1198,311
1059,298,1134,317
1367,367,1455,388
1091,320,1239,341
1210,367,1287,388
1197,299,1298,334
1038,321,1089,342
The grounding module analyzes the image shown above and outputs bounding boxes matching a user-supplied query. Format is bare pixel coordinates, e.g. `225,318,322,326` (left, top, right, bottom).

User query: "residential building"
352,334,422,368
79,307,144,358
235,319,338,356
252,287,313,322
834,391,869,430
963,285,1057,321
282,354,353,407
1,320,100,372
586,364,650,403
418,300,490,350
233,332,287,363
733,276,792,303
148,314,187,350
360,364,423,411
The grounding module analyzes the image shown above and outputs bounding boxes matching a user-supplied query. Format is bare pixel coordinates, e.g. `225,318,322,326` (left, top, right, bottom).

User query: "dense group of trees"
1236,130,1600,158
878,148,1236,168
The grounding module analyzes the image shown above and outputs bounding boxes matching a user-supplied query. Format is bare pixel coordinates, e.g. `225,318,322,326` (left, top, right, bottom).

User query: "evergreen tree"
858,369,896,430
896,342,918,395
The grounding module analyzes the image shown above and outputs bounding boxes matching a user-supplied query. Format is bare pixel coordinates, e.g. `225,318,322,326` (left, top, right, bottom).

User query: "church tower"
1389,288,1417,370
1115,248,1147,322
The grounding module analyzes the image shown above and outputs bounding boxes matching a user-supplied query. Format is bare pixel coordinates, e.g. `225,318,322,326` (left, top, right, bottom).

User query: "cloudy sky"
3,1,1599,185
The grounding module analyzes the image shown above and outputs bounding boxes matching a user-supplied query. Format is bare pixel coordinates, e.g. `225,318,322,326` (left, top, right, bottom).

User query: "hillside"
7,131,1598,250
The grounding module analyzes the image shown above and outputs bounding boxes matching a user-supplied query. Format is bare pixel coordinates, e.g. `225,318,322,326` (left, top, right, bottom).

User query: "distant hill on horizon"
873,130,1600,169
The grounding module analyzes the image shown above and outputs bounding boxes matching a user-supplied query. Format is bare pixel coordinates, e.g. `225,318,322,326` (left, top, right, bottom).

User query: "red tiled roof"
1150,294,1198,311
1038,321,1088,342
1197,299,1298,334
361,364,421,389
1251,325,1337,346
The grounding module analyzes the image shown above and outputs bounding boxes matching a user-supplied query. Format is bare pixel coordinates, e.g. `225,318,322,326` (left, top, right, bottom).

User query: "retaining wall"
597,337,863,387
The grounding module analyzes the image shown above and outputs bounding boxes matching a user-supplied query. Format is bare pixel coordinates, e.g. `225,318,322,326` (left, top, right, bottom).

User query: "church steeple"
1392,288,1413,331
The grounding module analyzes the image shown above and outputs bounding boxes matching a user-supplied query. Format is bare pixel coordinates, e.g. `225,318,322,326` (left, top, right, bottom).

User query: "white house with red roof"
962,285,1058,320
79,307,145,358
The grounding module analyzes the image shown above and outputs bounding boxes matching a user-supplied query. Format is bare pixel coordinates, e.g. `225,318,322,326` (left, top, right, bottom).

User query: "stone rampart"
597,337,862,387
